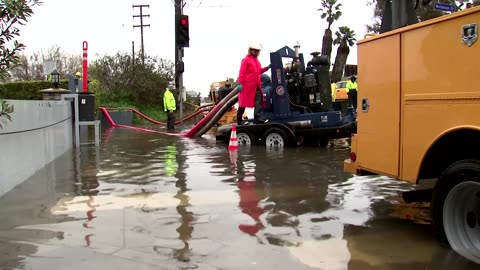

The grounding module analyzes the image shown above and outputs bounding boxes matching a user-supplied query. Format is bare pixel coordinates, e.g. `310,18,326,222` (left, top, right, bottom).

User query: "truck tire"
263,128,288,148
237,131,256,145
431,159,480,263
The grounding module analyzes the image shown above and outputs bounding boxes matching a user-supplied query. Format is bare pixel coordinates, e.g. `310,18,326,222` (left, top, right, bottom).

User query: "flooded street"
0,128,477,270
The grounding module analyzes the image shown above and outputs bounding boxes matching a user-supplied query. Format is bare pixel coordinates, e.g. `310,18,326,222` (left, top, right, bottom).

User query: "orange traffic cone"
228,125,239,150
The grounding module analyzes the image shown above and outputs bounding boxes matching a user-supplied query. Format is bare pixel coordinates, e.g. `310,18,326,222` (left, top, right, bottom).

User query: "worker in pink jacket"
236,42,271,125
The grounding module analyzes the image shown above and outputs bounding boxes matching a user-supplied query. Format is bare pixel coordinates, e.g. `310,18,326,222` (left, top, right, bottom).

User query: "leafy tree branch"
0,0,42,81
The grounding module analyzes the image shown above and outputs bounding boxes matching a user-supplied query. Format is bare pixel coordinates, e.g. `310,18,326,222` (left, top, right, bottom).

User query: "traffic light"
176,14,189,48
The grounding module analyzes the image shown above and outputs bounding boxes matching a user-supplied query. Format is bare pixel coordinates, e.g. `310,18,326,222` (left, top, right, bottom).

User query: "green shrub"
0,79,101,115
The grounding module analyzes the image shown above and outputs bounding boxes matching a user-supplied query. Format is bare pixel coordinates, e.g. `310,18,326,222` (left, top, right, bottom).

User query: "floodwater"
0,127,478,270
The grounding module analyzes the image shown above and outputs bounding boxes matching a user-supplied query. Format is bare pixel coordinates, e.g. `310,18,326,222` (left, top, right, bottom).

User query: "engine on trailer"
279,46,331,113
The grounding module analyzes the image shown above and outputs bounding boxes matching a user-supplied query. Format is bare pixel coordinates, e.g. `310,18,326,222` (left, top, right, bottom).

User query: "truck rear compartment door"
356,34,401,177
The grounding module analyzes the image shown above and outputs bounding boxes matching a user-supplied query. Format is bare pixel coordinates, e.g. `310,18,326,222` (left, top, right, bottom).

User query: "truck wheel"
432,159,480,263
237,131,256,145
263,128,288,148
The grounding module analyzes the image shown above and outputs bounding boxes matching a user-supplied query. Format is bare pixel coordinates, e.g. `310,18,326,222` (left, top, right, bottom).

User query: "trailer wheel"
432,159,480,263
237,131,256,145
263,128,288,148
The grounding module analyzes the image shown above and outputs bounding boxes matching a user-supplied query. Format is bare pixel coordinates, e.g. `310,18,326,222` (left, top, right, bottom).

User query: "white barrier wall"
0,99,72,197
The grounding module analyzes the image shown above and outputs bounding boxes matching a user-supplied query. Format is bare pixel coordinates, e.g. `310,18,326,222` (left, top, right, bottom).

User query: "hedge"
0,80,100,100
0,80,101,113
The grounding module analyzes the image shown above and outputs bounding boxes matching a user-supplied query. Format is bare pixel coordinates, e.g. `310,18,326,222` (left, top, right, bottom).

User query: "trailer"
215,45,357,147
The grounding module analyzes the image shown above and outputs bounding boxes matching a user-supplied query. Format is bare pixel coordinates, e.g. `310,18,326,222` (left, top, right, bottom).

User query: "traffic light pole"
175,0,184,125
178,48,184,125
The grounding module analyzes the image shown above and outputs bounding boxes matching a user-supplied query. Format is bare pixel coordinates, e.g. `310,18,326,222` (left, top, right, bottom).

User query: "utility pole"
132,41,135,67
133,4,150,65
175,0,184,124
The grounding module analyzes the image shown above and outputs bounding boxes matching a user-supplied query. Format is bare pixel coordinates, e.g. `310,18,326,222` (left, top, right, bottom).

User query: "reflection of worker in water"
346,75,358,109
237,180,265,236
164,145,178,177
164,84,177,131
236,42,271,125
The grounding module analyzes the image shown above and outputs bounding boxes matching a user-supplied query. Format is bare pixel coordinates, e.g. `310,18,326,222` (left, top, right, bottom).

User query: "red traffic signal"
176,15,189,48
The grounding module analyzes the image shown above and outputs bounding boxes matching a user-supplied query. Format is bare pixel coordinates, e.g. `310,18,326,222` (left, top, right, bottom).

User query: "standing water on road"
0,128,477,270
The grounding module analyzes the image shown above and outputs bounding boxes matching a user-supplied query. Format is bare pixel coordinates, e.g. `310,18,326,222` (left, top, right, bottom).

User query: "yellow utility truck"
344,2,480,264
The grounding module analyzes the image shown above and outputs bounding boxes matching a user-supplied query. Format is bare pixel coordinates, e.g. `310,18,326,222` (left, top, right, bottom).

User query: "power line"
186,0,232,8
133,4,150,65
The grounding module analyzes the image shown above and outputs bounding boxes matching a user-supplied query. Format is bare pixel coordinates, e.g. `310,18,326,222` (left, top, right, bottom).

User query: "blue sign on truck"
434,2,456,12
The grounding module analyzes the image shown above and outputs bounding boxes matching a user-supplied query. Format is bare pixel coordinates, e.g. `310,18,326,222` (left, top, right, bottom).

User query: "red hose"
99,88,237,138
99,107,185,136
116,124,184,136
99,107,115,126
174,108,208,124
183,105,221,137
104,107,208,126
184,88,238,137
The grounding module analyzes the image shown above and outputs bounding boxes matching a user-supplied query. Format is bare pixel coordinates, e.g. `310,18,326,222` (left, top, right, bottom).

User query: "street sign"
434,2,455,12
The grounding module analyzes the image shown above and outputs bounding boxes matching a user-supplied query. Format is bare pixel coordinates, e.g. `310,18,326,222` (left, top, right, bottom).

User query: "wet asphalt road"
0,127,478,270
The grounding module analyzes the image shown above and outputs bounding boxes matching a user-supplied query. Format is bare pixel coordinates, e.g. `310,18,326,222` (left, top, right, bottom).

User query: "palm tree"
331,26,356,82
318,0,342,62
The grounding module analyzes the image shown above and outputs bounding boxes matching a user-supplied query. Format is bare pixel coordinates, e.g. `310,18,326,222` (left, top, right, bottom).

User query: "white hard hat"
249,42,262,51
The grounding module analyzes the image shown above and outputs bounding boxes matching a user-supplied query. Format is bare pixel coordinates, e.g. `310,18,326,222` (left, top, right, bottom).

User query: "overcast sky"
19,0,376,97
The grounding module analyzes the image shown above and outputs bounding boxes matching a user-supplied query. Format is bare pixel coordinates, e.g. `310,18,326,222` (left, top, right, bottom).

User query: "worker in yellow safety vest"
346,75,358,109
164,84,177,131
331,79,337,102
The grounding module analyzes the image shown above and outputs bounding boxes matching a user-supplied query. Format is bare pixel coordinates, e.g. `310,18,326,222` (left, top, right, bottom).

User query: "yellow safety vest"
346,81,358,93
164,89,176,111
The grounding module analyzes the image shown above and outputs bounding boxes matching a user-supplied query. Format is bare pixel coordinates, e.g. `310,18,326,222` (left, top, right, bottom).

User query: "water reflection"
1,128,478,269
0,149,79,269
237,180,265,237
170,142,197,262
228,149,265,238
228,147,332,248
74,146,101,196
73,146,102,247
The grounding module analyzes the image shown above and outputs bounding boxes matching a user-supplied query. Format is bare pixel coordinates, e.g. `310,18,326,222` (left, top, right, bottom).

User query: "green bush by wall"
0,80,100,100
0,79,101,114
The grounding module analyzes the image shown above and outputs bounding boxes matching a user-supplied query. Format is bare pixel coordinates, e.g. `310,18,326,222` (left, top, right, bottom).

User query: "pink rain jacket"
237,54,269,108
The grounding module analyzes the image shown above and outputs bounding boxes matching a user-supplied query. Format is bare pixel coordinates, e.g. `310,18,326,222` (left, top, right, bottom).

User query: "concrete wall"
0,99,72,197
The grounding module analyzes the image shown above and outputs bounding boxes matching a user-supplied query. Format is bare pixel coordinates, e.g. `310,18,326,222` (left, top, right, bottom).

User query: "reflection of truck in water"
344,2,480,264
